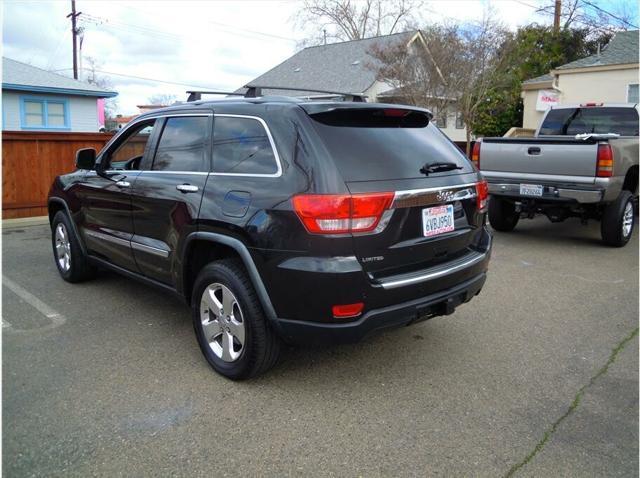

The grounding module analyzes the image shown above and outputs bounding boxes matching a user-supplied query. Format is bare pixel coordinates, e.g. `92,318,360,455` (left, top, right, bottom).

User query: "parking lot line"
2,275,66,331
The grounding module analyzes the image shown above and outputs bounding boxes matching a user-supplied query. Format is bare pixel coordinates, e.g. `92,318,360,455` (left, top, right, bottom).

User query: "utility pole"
553,0,561,32
67,0,82,79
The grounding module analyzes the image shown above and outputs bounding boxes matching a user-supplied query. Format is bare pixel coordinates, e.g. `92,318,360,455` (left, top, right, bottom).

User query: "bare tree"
536,0,637,34
147,94,178,106
294,0,421,45
84,56,118,124
369,15,512,154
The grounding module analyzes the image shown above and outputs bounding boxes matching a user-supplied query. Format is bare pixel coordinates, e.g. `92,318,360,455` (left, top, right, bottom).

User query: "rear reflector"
476,180,489,212
471,141,481,169
292,192,394,234
332,302,364,318
596,144,613,177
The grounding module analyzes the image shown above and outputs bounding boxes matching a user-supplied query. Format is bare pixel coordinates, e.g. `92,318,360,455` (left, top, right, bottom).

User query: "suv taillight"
292,192,394,234
471,141,481,169
476,180,489,212
596,144,613,177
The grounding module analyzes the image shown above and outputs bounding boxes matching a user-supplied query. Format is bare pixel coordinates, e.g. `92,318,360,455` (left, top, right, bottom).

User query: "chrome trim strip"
392,183,477,208
130,241,170,258
138,170,209,175
378,250,488,290
209,114,283,178
84,229,131,248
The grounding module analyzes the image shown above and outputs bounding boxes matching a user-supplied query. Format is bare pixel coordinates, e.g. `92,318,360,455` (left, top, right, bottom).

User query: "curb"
2,216,49,229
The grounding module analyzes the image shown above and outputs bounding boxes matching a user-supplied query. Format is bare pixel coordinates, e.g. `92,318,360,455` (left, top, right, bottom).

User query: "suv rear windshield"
539,107,639,136
307,108,473,182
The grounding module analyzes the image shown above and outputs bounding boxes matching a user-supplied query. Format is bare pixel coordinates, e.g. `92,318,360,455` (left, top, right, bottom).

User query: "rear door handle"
527,147,541,155
176,184,199,193
115,180,131,188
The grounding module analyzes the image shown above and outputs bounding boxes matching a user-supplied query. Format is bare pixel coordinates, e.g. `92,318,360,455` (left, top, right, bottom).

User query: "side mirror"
75,148,96,170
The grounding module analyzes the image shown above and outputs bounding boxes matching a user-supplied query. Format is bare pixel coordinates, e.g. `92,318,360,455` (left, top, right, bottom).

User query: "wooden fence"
2,131,114,219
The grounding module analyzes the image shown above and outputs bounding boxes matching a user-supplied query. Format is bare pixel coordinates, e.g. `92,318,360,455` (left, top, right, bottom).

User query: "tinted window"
212,116,278,175
152,117,209,172
309,118,473,181
108,120,155,170
540,107,639,136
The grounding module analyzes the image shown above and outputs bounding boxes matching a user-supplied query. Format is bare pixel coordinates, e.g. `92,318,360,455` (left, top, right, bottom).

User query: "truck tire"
601,190,635,247
192,258,281,380
51,211,96,282
488,196,519,232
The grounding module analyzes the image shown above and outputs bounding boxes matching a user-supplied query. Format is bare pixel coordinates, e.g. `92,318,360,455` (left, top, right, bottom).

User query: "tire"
488,196,519,232
51,211,96,282
191,258,281,380
601,190,635,247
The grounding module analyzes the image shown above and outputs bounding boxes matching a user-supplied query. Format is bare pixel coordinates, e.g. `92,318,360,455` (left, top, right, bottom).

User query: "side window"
152,116,209,172
108,120,156,170
212,116,279,175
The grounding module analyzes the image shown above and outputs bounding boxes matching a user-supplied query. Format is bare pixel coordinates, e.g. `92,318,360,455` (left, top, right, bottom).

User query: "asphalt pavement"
2,217,638,477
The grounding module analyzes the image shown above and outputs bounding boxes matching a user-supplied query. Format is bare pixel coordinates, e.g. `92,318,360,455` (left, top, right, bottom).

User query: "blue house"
2,57,117,132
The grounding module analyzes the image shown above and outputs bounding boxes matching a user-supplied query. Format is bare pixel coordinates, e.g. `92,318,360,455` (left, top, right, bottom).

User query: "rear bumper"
487,182,604,203
273,272,487,345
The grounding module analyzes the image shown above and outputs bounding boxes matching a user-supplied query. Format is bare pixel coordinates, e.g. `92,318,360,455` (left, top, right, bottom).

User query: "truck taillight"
292,192,394,234
471,141,481,169
596,144,613,177
476,180,489,212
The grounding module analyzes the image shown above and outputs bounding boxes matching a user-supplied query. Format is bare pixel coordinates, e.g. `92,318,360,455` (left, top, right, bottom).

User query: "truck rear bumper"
487,182,604,203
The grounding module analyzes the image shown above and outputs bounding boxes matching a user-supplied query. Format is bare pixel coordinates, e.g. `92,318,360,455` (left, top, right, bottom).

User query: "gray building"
2,57,117,132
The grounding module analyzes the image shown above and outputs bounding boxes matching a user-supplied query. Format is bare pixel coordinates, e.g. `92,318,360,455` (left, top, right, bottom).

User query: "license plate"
519,183,544,197
422,204,455,237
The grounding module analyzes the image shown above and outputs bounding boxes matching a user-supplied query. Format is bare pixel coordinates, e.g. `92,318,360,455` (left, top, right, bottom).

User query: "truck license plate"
422,204,455,237
519,183,544,197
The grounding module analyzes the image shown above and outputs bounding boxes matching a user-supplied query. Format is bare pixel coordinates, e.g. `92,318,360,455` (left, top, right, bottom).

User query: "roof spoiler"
186,86,367,102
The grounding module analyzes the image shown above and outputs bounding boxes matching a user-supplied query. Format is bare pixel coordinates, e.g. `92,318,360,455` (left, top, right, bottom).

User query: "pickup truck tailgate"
480,138,598,178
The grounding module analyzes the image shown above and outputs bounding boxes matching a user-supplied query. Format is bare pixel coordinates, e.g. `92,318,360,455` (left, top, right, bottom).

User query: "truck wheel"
191,258,281,380
488,196,519,232
601,191,635,247
51,211,95,282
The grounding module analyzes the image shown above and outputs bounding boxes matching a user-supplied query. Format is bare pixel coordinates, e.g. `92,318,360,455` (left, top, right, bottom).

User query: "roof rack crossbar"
186,91,246,102
245,85,366,102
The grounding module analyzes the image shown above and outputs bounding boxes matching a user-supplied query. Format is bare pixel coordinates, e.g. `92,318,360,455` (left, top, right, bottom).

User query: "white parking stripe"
2,275,66,332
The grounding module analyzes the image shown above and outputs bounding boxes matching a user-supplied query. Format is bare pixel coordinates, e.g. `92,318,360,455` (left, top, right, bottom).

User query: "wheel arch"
181,232,277,321
622,165,638,196
48,197,87,254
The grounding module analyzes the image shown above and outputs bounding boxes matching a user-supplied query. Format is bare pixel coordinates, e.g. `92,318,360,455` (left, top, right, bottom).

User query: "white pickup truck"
475,103,639,247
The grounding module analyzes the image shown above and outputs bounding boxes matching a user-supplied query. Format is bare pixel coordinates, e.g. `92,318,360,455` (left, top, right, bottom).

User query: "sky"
2,0,637,114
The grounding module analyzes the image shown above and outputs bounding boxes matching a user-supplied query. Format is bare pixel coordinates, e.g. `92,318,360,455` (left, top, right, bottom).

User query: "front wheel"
601,191,635,247
51,211,95,282
488,196,519,232
191,259,281,380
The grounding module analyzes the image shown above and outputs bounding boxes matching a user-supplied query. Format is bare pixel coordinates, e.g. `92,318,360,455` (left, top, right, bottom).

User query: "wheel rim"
200,283,245,362
622,201,634,237
54,223,71,272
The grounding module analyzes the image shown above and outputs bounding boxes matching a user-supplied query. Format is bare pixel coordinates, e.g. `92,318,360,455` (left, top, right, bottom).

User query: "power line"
579,0,638,29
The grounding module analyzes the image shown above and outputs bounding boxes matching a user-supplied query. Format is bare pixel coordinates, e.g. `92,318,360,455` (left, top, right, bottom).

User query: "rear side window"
212,116,279,175
152,116,209,172
540,107,639,136
307,109,472,182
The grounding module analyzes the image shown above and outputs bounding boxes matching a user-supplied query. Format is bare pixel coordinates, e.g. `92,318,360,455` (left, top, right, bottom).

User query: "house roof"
555,30,639,71
522,73,554,85
236,31,418,97
2,57,117,98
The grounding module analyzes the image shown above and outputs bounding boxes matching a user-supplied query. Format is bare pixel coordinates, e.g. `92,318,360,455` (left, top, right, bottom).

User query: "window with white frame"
455,112,464,129
20,98,69,129
628,84,639,103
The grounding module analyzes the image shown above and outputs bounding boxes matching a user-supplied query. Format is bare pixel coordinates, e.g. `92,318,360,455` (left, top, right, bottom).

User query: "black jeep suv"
48,97,492,379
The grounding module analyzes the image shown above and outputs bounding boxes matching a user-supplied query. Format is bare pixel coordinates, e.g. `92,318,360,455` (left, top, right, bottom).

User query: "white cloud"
3,0,550,114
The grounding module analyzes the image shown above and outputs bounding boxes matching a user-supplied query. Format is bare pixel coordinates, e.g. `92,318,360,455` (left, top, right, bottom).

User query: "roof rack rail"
245,85,366,102
186,91,245,102
185,87,367,102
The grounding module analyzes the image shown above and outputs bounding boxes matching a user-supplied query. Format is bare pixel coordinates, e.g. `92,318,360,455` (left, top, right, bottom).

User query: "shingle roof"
555,30,639,70
236,31,418,97
522,73,553,85
2,57,117,97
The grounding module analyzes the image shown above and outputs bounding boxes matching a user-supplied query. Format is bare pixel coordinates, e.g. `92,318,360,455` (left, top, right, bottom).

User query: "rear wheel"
51,211,95,282
601,190,635,247
488,196,519,232
191,259,280,380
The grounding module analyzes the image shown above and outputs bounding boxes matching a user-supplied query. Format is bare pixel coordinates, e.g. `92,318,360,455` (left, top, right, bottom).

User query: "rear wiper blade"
419,161,463,175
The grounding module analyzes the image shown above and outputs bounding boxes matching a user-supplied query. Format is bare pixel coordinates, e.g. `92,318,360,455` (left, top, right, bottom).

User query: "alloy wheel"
200,283,246,362
622,201,634,238
55,223,71,272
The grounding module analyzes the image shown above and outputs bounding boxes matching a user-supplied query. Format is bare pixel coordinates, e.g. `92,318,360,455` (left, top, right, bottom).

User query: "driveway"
3,218,638,477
